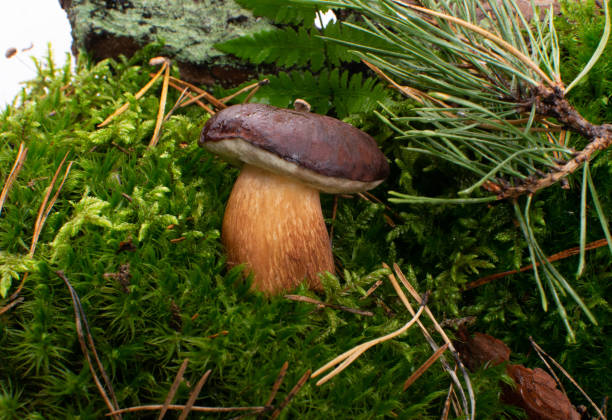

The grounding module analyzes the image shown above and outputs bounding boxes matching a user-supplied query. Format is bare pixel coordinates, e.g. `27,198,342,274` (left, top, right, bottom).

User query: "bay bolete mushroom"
199,103,389,295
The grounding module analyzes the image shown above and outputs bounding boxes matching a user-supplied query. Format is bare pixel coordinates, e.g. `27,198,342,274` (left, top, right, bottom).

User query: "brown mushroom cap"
199,103,389,193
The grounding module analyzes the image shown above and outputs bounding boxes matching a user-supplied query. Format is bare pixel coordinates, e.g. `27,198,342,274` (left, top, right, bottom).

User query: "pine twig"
284,294,374,316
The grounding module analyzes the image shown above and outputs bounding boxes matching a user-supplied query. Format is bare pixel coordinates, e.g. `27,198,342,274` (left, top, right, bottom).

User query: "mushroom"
199,103,389,295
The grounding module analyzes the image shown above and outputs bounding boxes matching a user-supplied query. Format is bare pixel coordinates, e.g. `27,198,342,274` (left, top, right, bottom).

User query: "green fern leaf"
216,27,326,71
241,69,391,118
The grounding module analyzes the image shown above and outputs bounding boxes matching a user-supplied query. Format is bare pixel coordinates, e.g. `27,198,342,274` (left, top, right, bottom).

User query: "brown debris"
454,330,583,420
104,263,131,293
503,365,581,420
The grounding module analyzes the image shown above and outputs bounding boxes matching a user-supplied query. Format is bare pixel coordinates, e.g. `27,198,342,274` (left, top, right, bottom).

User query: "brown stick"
269,370,311,420
178,370,212,420
403,342,450,391
498,86,612,199
158,359,190,420
284,294,374,317
465,238,609,290
107,404,265,416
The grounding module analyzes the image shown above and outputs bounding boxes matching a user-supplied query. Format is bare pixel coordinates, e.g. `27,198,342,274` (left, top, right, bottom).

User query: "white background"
0,0,72,108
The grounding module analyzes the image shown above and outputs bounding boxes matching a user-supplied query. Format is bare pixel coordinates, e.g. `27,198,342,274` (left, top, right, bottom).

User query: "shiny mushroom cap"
199,103,389,194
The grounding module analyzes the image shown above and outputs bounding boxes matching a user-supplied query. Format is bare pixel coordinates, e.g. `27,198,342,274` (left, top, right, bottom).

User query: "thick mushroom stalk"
199,103,389,296
223,164,333,294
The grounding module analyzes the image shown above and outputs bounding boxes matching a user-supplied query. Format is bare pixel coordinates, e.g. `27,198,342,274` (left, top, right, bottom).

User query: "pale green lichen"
67,0,274,64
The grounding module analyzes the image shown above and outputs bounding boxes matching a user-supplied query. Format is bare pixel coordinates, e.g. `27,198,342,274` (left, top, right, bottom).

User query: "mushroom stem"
222,164,335,295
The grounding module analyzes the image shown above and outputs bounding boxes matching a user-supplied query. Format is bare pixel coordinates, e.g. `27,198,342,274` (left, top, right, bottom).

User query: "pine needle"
0,142,27,217
97,58,168,128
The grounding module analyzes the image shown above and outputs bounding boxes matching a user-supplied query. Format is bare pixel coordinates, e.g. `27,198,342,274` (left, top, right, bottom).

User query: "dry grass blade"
98,59,168,128
177,369,212,420
56,271,121,420
284,294,374,316
149,63,170,147
403,342,450,391
107,404,266,416
158,358,190,420
269,369,311,420
0,142,27,217
312,294,428,386
529,337,606,419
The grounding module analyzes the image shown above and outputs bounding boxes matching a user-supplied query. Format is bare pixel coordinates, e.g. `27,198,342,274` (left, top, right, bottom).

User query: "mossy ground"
0,2,611,417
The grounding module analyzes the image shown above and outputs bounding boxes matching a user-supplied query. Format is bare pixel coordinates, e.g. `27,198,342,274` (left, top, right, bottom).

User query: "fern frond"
240,69,392,118
215,27,326,71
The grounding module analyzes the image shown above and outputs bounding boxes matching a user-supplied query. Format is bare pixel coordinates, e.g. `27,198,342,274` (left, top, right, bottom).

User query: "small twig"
361,279,384,300
403,342,450,391
158,358,190,420
265,361,289,408
256,361,289,419
107,404,265,416
178,370,212,420
284,294,374,317
529,337,605,420
440,382,454,420
0,142,27,217
0,296,24,316
312,293,428,386
269,370,311,420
